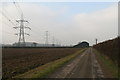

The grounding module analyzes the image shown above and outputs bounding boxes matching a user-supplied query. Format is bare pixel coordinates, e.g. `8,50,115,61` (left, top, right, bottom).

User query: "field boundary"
13,48,86,78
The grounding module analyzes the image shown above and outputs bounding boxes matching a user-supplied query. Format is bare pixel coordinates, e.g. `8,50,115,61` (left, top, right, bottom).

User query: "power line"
12,0,32,46
2,4,39,44
2,2,63,46
11,1,47,43
13,0,23,17
2,5,17,22
2,3,20,28
0,20,11,27
14,14,31,47
27,23,50,42
0,10,16,26
2,30,15,35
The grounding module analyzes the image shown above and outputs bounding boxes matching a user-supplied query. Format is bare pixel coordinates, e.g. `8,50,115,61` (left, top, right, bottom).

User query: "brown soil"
2,48,80,78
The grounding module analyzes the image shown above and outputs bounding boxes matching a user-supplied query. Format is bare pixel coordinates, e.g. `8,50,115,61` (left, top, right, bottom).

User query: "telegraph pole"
52,36,55,47
13,14,31,47
95,38,98,45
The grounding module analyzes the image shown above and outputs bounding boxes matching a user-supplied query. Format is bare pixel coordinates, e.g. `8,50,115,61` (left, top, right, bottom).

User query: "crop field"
2,48,80,78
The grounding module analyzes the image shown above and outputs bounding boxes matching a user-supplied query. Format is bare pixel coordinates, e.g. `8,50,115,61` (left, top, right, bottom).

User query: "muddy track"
48,48,106,78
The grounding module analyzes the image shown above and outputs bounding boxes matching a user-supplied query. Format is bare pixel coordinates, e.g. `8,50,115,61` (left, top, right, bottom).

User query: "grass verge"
93,48,119,78
14,48,86,79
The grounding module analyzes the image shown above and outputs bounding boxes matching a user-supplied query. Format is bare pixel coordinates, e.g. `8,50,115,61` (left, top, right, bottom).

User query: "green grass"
93,49,119,78
32,48,86,78
14,48,86,79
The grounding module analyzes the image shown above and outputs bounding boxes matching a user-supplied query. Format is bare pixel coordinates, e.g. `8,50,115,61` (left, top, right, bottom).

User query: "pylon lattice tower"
13,14,31,47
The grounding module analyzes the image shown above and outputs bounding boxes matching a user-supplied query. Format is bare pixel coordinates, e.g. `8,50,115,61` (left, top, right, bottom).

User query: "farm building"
12,42,61,47
74,41,89,48
13,42,38,47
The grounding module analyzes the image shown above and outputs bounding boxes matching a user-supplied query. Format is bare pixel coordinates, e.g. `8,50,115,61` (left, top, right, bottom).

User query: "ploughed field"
2,48,80,78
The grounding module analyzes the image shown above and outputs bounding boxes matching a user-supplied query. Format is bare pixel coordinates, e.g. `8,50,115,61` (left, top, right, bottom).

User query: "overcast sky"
0,2,118,46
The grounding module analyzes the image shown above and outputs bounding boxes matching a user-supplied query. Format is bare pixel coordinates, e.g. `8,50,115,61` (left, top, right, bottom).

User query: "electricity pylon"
13,14,31,47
